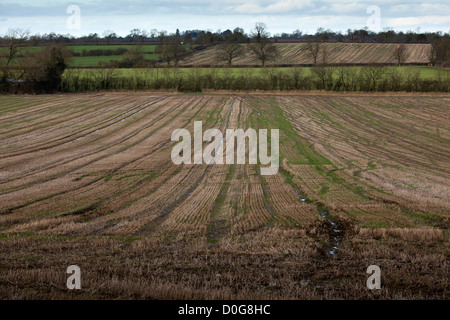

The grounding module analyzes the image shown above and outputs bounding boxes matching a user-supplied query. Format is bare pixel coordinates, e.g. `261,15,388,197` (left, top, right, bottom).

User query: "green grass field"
20,44,157,54
65,65,450,80
69,54,160,67
66,44,158,54
67,45,160,67
1,44,160,67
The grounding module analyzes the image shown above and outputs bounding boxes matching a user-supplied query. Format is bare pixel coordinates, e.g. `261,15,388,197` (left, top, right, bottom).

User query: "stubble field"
0,92,448,299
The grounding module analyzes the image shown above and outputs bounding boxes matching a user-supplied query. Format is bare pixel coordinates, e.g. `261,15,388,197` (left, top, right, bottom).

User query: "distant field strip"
181,43,432,66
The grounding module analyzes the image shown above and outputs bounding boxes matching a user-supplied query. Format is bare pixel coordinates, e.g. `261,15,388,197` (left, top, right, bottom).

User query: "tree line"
4,26,448,46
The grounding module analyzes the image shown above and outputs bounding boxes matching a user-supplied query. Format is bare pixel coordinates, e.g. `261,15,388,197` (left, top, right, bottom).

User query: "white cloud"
387,15,450,27
390,5,412,14
230,0,315,14
328,2,367,14
265,0,315,13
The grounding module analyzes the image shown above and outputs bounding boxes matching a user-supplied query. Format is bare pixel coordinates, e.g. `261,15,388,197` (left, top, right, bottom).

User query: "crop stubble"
0,92,448,299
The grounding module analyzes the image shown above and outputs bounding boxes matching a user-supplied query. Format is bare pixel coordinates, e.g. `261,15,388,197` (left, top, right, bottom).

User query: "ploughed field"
181,42,431,66
0,92,449,299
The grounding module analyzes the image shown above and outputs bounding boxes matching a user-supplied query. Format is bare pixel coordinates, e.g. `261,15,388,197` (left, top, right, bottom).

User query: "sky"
0,0,449,37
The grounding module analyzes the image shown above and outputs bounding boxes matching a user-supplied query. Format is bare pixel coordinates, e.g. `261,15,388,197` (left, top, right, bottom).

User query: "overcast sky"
1,0,449,36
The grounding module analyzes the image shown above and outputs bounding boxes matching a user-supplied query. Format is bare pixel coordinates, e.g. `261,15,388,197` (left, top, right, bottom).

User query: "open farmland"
0,92,449,299
8,44,160,68
181,42,432,66
9,42,432,68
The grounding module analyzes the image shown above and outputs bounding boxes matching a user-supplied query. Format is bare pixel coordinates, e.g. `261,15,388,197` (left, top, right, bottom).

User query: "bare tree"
215,42,244,67
102,30,117,45
391,43,408,66
357,27,369,43
128,28,148,45
249,39,279,67
228,27,248,43
386,68,403,91
92,64,118,90
361,65,387,91
251,22,270,43
428,37,450,66
156,35,187,66
248,23,279,67
158,30,168,43
121,45,145,67
149,29,158,40
311,65,335,90
0,28,30,66
289,67,303,89
336,66,358,91
320,45,330,64
137,30,149,45
427,43,437,66
195,31,207,46
305,28,332,65
305,39,322,65
183,33,193,45
29,34,42,46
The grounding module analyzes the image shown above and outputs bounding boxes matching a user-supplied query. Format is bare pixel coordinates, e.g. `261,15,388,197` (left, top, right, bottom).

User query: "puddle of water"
319,208,342,255
291,196,342,256
294,188,307,202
